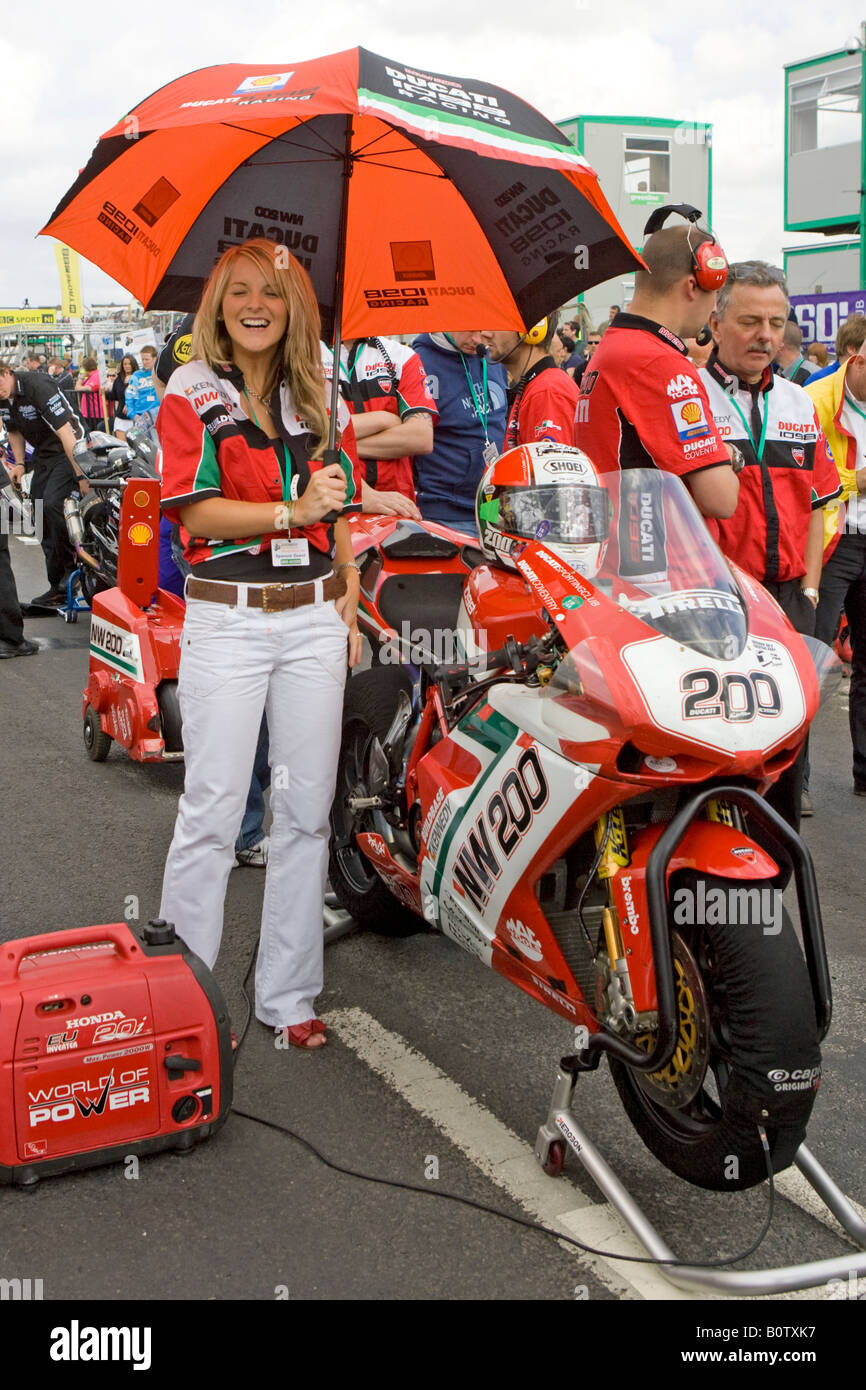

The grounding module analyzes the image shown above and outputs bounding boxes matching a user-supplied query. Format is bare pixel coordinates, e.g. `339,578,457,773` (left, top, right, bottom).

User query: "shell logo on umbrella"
234,72,294,94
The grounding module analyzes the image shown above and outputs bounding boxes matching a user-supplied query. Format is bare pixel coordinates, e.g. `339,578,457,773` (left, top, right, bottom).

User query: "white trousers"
160,590,348,1027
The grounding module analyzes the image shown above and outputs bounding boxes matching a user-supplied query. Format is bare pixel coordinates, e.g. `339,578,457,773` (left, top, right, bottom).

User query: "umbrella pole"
325,114,354,462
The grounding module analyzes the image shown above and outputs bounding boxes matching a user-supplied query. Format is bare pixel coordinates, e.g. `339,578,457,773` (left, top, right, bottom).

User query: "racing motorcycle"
331,445,838,1194
63,428,160,602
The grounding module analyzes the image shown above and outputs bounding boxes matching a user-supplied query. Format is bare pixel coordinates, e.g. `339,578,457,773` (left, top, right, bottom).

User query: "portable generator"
0,921,233,1185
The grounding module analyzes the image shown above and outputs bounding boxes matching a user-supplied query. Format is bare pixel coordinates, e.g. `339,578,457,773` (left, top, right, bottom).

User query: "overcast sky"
4,0,866,307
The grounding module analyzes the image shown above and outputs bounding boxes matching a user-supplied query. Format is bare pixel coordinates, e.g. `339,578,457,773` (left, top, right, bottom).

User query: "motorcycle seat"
380,521,461,561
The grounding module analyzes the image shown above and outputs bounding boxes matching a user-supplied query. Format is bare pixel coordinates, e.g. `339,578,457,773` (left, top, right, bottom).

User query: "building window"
623,135,670,203
790,66,861,153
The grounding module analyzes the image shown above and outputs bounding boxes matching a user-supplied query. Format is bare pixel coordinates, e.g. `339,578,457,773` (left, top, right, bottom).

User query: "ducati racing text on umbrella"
42,49,643,455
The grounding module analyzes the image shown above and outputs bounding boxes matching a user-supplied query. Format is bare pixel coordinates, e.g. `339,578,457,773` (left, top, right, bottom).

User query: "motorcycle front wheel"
609,872,821,1192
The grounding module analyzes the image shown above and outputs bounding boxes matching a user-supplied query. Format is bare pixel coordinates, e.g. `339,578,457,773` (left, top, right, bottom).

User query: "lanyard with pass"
446,334,495,459
727,389,769,462
244,388,309,568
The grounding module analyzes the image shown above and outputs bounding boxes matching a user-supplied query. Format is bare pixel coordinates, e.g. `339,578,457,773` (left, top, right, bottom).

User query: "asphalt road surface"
1,535,863,1306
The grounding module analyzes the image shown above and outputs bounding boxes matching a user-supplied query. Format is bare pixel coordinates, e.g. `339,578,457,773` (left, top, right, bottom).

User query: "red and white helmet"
476,442,611,577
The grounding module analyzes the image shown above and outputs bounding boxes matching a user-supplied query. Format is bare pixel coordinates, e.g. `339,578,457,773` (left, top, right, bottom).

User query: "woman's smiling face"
220,256,288,357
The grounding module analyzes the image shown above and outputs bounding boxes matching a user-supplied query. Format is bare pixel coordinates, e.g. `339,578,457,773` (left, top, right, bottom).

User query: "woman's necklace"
244,372,277,404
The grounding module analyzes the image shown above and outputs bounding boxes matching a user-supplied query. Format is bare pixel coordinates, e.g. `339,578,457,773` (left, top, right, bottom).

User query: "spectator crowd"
2,228,864,830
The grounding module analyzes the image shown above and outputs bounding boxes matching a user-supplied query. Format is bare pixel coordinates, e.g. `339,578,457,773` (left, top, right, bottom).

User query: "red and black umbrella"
41,48,642,451
42,48,640,331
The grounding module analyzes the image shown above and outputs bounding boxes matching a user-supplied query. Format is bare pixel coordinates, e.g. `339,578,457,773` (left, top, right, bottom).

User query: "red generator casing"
82,476,186,762
0,921,233,1185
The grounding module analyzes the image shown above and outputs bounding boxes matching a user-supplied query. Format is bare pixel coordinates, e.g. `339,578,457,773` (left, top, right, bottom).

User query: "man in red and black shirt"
573,222,739,521
700,260,841,828
700,263,840,608
489,310,582,449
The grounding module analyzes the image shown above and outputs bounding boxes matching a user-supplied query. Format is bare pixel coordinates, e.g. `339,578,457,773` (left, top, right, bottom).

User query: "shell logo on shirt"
670,397,711,441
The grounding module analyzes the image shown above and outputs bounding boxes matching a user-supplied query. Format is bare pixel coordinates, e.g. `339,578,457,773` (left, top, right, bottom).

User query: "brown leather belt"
187,572,347,613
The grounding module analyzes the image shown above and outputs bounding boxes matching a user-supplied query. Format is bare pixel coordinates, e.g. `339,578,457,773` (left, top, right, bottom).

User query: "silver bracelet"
335,561,360,577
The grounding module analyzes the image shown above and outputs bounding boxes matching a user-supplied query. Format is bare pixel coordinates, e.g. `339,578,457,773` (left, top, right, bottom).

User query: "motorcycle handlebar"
432,634,547,689
80,476,129,491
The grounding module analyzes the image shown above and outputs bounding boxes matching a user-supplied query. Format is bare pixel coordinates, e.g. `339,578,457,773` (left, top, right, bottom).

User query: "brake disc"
634,932,711,1109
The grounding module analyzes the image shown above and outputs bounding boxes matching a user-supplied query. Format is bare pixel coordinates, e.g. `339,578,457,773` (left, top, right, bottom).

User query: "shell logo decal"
128,522,153,546
681,401,702,424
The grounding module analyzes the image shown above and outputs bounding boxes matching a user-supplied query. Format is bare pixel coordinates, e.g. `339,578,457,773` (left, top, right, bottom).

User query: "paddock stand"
59,567,91,625
535,1058,866,1296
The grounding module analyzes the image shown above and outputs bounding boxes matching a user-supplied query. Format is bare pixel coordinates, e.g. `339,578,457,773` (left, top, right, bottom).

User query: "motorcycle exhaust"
62,497,101,569
63,495,85,546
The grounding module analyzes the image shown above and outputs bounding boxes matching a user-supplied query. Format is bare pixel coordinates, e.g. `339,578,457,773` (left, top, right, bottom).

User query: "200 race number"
681,669,782,723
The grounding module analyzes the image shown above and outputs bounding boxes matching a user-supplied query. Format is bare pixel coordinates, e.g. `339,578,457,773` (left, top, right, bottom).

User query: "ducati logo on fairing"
452,749,548,911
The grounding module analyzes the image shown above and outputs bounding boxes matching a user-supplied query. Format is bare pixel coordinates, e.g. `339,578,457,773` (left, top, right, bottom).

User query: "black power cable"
229,940,779,1273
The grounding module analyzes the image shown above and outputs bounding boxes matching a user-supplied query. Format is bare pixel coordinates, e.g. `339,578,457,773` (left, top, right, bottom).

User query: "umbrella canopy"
41,48,642,339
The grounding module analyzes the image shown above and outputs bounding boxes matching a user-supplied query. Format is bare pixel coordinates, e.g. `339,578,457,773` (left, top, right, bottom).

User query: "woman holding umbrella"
158,238,363,1049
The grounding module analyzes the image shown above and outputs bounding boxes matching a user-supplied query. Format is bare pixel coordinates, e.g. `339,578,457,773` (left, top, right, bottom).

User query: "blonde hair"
191,238,329,457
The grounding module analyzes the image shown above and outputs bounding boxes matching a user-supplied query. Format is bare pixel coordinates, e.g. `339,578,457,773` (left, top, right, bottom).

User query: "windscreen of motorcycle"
594,468,748,662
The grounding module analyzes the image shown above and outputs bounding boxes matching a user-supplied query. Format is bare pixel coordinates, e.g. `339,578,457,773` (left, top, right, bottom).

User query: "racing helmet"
476,443,611,577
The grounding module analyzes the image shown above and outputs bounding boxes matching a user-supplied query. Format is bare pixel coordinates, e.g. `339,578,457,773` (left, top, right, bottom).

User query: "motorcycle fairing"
621,633,810,758
517,541,820,768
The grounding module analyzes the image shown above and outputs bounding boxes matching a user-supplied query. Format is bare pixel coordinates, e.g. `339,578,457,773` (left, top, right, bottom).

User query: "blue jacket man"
412,331,508,535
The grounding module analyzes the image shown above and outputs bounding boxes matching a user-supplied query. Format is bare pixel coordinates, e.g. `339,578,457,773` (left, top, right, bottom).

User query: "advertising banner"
54,243,83,319
790,291,866,352
0,308,58,327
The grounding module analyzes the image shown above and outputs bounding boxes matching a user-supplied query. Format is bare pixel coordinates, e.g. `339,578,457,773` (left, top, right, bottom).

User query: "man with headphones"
489,310,582,449
573,205,740,521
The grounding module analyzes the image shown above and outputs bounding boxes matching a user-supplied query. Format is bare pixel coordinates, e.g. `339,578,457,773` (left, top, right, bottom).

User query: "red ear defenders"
643,204,728,293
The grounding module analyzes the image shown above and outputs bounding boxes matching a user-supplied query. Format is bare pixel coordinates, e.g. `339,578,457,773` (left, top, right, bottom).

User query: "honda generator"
0,921,233,1185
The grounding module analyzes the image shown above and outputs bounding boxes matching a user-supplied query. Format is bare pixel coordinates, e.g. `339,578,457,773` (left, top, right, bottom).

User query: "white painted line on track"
326,1005,712,1301
327,1007,864,1301
774,1167,866,1236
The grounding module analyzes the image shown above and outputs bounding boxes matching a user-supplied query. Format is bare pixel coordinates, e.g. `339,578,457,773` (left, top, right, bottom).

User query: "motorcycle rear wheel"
609,873,821,1192
328,667,418,935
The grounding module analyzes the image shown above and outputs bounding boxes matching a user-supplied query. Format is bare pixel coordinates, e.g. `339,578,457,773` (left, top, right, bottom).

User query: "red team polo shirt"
504,358,581,448
573,314,730,480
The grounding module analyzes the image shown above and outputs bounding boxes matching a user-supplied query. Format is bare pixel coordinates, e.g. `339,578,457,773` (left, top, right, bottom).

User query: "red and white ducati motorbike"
332,447,854,1240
